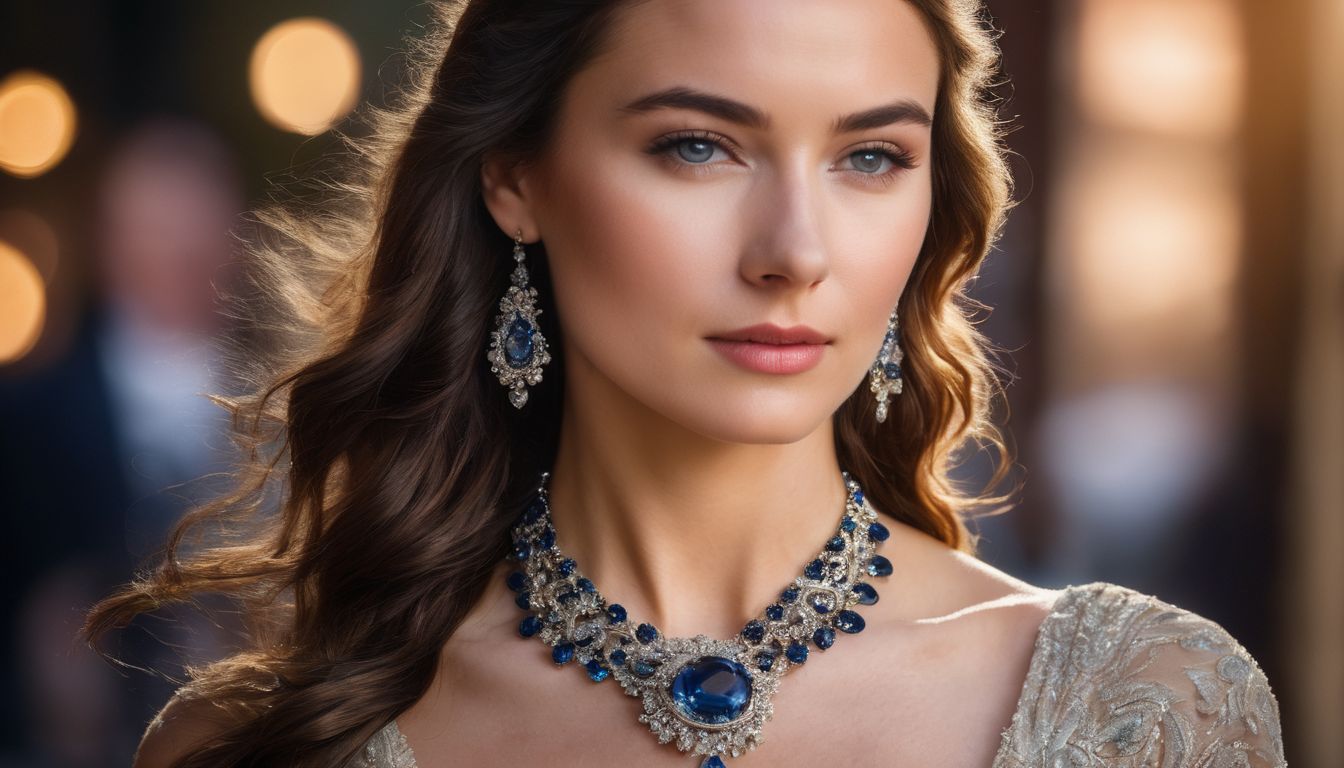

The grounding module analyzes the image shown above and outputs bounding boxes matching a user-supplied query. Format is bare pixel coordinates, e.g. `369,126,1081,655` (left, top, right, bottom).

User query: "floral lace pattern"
354,582,1287,767
992,582,1286,768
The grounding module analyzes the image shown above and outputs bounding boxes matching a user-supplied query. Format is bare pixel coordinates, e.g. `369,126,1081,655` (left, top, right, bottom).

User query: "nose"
738,160,830,290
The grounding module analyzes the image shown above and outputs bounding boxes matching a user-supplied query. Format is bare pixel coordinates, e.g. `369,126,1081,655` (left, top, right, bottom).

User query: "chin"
665,391,836,445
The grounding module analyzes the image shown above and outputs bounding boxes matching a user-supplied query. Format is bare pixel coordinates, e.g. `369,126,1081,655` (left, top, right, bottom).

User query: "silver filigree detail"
868,307,904,423
506,471,888,765
486,231,551,409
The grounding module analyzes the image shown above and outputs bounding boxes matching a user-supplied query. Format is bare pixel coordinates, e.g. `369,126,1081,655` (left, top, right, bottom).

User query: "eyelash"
645,129,918,187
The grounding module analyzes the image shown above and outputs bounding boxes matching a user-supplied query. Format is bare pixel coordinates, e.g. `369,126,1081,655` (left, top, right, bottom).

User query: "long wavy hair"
83,1,1015,765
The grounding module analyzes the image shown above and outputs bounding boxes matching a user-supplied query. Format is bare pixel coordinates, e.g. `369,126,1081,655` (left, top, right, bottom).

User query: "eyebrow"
617,86,934,132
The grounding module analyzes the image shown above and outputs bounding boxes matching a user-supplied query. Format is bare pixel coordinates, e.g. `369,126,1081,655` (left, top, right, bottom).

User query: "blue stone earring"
868,307,904,423
487,228,551,409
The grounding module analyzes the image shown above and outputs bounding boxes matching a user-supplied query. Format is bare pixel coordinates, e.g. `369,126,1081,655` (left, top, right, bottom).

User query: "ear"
480,152,541,243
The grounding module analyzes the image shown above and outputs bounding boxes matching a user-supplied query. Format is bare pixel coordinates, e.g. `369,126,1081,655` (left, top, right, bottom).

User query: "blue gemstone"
584,659,609,682
670,656,754,725
852,582,879,605
610,648,627,666
552,642,575,664
633,660,658,678
558,558,576,576
513,539,531,560
557,591,578,604
505,571,527,592
701,756,726,768
741,620,765,644
785,642,809,664
505,313,535,367
852,489,865,506
764,604,784,621
813,626,836,649
522,499,545,524
577,577,596,593
755,652,775,672
840,515,857,532
826,535,845,552
868,521,890,542
811,596,831,614
537,526,556,550
780,585,801,603
636,623,659,644
518,616,542,637
515,592,530,610
883,361,901,380
867,554,893,577
606,603,627,624
835,610,866,634
804,559,825,580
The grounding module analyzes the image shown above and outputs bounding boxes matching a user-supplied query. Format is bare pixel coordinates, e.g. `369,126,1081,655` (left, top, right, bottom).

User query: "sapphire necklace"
503,470,894,766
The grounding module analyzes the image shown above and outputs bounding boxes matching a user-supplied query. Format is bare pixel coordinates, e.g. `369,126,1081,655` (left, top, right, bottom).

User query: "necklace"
503,470,892,767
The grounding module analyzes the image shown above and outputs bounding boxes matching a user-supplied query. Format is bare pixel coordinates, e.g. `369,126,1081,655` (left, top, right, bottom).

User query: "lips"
705,323,831,375
706,323,832,345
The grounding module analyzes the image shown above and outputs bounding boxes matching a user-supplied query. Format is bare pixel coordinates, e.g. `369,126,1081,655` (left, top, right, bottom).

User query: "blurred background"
0,0,1338,766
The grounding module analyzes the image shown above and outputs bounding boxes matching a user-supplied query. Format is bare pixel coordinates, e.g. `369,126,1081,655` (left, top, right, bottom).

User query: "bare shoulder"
134,689,238,768
875,511,1062,638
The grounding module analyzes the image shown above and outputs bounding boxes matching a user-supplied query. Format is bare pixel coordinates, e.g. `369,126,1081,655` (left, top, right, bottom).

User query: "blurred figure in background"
0,116,244,767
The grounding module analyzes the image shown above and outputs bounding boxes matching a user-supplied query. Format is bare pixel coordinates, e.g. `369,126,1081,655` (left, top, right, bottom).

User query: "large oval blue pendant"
669,656,753,725
504,313,535,368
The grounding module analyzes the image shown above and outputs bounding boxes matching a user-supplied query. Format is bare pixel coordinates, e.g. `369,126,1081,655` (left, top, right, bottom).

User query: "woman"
86,0,1287,766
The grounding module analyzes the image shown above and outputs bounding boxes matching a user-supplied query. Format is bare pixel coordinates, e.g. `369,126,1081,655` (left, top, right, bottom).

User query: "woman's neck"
545,380,849,640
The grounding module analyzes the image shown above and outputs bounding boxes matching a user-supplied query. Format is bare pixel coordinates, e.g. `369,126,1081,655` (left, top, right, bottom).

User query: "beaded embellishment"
503,471,893,766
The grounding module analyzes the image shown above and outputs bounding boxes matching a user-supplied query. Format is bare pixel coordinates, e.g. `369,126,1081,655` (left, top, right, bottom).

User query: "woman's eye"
676,138,720,164
647,132,917,183
842,148,916,175
649,133,732,166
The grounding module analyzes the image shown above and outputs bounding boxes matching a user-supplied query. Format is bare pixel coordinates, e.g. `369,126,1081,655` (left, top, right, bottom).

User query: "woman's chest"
397,621,1030,768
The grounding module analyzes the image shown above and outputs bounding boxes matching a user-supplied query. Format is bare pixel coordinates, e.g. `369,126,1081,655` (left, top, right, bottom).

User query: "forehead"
579,0,941,124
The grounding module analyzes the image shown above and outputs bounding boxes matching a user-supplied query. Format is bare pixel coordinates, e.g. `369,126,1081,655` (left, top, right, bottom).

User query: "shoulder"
134,689,238,768
998,581,1286,768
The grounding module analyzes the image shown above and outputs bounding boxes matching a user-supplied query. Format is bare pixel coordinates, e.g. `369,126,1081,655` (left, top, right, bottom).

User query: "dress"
353,582,1287,767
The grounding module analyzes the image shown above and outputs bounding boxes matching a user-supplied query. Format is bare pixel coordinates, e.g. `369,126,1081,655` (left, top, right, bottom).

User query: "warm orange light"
0,240,46,364
1053,141,1240,341
0,70,77,178
249,17,362,136
1077,0,1243,138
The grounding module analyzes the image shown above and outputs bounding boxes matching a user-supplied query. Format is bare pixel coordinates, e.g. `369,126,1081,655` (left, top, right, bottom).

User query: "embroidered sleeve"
351,720,418,768
994,583,1287,768
1136,615,1286,767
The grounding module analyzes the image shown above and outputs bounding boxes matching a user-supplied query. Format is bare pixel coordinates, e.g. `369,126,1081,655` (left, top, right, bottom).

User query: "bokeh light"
0,239,46,364
248,17,362,136
0,70,78,178
1077,0,1243,139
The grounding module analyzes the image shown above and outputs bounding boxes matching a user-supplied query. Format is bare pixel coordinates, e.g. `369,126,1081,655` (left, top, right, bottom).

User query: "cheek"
535,153,734,356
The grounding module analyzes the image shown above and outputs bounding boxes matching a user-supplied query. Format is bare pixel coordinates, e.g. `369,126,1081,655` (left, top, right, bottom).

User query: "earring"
487,228,551,409
868,307,904,423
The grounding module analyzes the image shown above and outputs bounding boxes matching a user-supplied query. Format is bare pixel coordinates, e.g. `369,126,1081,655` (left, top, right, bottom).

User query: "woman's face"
491,0,939,443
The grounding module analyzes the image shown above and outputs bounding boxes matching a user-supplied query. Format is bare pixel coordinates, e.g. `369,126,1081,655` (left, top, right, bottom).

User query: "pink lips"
706,323,831,374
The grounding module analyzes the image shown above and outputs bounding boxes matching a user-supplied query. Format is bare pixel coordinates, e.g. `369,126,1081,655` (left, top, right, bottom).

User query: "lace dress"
353,582,1287,767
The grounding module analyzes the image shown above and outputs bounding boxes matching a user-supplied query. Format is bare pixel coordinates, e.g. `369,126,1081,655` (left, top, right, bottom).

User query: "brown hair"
82,1,1015,764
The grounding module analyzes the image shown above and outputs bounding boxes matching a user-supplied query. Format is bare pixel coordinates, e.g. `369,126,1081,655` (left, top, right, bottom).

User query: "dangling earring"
487,228,551,409
868,307,904,423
